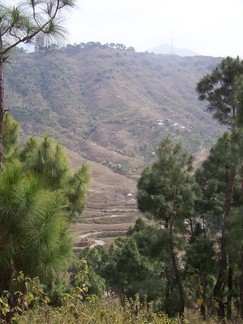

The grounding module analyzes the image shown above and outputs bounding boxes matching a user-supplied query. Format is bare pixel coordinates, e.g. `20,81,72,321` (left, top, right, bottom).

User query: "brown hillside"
4,44,224,241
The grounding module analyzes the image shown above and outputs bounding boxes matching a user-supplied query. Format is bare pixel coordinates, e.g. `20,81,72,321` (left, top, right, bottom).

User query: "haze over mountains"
148,43,198,56
4,43,223,211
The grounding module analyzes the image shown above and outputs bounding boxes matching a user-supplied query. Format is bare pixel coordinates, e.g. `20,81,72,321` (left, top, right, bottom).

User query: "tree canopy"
196,56,243,127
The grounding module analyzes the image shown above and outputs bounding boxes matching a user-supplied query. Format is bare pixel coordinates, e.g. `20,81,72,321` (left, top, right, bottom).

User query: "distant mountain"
149,43,198,56
4,43,223,209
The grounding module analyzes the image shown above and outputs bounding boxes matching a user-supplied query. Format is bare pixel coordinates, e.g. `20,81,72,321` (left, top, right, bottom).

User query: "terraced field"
72,204,141,248
68,148,143,248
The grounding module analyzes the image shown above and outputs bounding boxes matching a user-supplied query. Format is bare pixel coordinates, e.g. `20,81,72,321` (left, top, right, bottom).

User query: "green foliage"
20,135,90,221
65,165,90,221
1,267,176,324
0,162,73,289
14,297,175,324
197,56,243,126
226,206,243,289
78,246,107,297
81,219,187,315
185,229,217,311
21,136,69,189
3,113,19,162
0,115,90,297
105,235,165,304
196,56,243,319
136,138,201,317
194,133,243,318
69,259,91,296
195,132,243,231
137,137,198,224
0,271,49,323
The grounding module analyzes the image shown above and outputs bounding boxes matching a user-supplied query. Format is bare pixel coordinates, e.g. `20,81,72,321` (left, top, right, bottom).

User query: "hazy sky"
63,0,243,57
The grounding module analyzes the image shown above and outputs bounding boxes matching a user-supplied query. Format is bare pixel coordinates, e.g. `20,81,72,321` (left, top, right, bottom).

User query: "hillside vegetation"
5,44,222,161
4,45,223,222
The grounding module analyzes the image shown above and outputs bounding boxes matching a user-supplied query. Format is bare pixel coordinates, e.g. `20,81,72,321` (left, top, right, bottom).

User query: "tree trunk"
213,169,235,320
189,216,195,242
239,250,243,319
168,188,184,319
0,58,4,169
240,277,243,319
170,241,184,318
200,302,206,321
169,220,184,318
164,270,170,314
227,265,233,320
0,58,5,295
0,264,12,295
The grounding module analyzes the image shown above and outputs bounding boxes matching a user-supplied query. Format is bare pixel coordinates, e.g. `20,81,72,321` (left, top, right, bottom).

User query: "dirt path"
71,219,137,248
74,232,105,249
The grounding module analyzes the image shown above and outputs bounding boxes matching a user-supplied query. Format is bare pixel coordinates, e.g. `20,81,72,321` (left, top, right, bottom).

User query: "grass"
12,297,224,324
14,299,179,324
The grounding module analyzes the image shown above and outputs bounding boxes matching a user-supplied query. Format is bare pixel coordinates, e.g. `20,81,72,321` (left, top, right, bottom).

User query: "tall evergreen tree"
0,116,89,293
197,57,243,319
195,133,243,318
137,137,199,318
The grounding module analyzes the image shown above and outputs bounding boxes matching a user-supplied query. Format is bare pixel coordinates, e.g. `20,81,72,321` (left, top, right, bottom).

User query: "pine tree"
3,113,19,162
0,116,90,293
137,137,199,318
0,162,73,293
197,57,243,319
102,224,166,310
197,56,243,128
20,135,90,221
